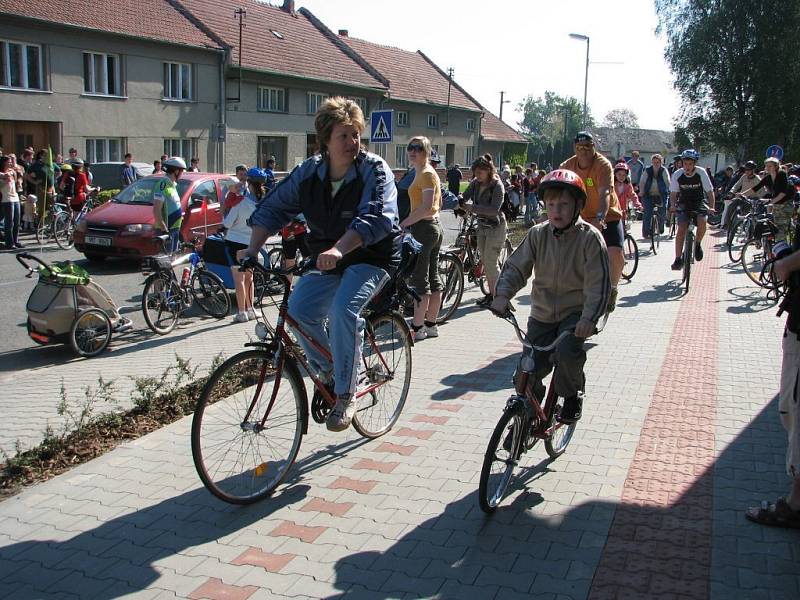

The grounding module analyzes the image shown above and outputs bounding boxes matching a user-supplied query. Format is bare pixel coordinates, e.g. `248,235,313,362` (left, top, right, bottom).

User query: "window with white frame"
83,52,121,96
349,96,367,114
395,145,408,169
396,111,409,127
163,62,193,100
373,143,388,159
0,39,44,90
307,92,327,115
85,138,122,163
466,118,476,131
164,138,195,161
465,146,474,165
258,86,286,112
427,114,438,129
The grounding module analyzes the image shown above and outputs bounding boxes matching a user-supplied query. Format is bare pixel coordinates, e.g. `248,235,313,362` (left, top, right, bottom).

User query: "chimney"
338,29,349,37
281,0,295,14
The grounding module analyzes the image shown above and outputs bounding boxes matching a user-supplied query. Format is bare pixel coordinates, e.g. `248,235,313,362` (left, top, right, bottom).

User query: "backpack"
61,172,76,198
500,187,519,221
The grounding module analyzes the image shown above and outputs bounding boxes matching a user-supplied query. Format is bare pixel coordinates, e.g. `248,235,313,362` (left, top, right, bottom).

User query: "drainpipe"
218,48,227,173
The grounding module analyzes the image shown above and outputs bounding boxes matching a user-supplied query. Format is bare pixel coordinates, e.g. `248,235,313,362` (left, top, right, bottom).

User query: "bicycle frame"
242,260,397,432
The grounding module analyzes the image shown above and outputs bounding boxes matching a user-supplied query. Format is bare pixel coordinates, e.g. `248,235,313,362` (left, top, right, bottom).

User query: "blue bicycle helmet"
681,148,700,161
246,167,266,182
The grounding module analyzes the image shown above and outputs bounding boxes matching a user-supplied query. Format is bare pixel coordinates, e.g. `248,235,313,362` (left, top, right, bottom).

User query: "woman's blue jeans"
642,195,667,237
2,202,20,247
288,263,389,396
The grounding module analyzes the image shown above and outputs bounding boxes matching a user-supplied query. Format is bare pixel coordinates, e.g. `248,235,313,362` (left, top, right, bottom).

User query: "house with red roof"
0,0,526,173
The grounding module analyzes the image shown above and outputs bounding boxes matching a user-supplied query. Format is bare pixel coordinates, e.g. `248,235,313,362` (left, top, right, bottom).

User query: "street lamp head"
569,33,589,41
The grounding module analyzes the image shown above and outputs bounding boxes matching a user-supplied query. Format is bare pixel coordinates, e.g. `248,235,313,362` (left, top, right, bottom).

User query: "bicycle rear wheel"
741,238,770,288
142,272,181,335
621,234,638,280
436,253,464,324
191,349,304,504
479,402,526,513
352,312,412,438
650,215,659,254
53,212,73,250
191,269,231,318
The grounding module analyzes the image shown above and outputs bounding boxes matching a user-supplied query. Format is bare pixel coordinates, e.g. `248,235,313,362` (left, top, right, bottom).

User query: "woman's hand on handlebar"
574,318,595,339
316,247,342,271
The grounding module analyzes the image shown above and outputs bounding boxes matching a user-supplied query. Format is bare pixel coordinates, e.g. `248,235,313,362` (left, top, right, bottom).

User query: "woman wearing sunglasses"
399,137,443,341
239,97,401,433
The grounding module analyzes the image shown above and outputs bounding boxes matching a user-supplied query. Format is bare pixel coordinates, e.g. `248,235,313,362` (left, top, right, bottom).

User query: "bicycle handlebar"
488,304,603,351
16,252,51,278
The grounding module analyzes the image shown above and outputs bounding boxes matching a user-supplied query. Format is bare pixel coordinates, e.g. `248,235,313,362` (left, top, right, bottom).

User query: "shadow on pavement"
617,281,684,308
722,286,779,314
431,353,517,400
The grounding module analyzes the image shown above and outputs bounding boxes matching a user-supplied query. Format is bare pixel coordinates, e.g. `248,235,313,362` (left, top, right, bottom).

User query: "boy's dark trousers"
526,311,586,398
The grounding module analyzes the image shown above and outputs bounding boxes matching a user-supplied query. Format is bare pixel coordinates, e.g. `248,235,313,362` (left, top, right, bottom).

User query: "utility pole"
499,91,510,122
569,33,589,129
445,67,453,127
227,8,246,103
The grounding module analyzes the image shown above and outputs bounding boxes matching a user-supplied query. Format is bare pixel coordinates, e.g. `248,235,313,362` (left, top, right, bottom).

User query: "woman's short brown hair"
407,136,432,161
471,153,497,179
314,96,365,155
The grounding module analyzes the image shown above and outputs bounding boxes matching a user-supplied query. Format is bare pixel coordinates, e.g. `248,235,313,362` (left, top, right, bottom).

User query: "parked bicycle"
191,255,415,504
52,189,100,250
478,306,603,513
140,236,231,334
34,193,68,246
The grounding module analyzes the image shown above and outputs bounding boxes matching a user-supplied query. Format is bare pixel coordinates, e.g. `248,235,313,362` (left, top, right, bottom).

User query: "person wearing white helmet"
668,149,715,270
153,156,186,252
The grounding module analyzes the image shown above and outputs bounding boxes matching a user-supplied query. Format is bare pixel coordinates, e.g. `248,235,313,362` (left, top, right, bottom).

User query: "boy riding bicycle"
490,169,610,423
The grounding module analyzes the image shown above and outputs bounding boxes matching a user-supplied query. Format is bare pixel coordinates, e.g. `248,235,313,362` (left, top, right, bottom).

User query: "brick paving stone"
230,547,296,572
267,521,327,544
188,577,258,600
350,458,400,474
298,497,354,517
327,476,378,494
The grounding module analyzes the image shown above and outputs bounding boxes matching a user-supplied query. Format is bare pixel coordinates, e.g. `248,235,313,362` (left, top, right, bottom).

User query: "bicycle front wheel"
352,312,412,438
191,350,304,504
621,234,638,281
682,231,694,291
191,269,231,318
479,402,526,513
142,272,181,335
650,215,659,254
53,212,73,250
545,396,577,458
436,253,464,324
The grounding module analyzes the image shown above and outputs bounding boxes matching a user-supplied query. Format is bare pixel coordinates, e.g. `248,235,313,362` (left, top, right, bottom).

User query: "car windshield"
112,178,191,205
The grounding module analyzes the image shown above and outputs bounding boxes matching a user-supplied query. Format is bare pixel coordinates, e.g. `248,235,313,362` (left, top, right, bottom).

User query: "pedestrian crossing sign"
370,110,393,143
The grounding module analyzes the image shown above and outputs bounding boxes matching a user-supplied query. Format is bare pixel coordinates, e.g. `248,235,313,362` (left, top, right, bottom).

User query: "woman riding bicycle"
491,169,610,424
238,97,401,433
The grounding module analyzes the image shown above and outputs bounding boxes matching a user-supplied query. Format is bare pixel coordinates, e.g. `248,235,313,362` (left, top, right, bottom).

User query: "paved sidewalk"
0,224,798,599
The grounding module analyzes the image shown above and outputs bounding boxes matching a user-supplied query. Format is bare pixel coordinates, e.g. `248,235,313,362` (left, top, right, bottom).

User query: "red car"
74,173,238,261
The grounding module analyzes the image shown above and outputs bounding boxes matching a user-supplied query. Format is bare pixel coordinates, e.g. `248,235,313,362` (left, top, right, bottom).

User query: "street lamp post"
569,33,589,130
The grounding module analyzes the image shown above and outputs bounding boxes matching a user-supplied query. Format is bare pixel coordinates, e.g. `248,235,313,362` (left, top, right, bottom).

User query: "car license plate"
86,236,112,247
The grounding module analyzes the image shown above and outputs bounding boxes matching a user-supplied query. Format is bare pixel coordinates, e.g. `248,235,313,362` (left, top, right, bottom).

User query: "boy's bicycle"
478,307,602,513
140,236,231,334
191,256,415,504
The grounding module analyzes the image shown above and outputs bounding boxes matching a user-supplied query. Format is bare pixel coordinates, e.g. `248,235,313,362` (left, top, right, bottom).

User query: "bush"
96,189,120,205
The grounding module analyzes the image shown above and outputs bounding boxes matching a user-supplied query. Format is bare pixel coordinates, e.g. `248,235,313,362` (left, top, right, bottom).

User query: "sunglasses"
406,143,425,153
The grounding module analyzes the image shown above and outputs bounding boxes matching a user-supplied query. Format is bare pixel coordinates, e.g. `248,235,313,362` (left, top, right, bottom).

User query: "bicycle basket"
141,254,174,274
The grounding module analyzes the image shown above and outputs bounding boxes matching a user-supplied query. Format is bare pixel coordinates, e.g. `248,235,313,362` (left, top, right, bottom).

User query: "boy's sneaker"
671,257,684,270
695,242,704,261
425,324,439,338
558,393,583,424
326,395,357,432
413,327,428,341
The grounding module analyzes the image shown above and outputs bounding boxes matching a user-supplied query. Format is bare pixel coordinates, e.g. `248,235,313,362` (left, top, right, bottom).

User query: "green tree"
655,0,800,161
603,108,640,129
517,91,594,158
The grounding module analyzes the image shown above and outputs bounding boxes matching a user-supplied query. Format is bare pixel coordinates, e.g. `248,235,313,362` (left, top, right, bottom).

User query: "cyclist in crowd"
224,167,262,323
491,169,610,424
460,153,507,307
399,136,443,341
626,150,645,194
751,157,794,241
637,153,671,239
152,156,187,253
669,155,683,175
223,164,248,216
613,162,641,225
446,162,462,195
239,96,401,433
722,160,763,230
60,158,95,212
669,149,715,270
560,131,625,313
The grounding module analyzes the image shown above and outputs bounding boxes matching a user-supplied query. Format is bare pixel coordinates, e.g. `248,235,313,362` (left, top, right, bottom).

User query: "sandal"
745,497,800,529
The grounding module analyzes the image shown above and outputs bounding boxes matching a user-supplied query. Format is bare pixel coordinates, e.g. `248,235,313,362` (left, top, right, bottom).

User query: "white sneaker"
246,308,257,321
233,312,249,323
326,395,357,432
425,324,439,338
413,327,428,341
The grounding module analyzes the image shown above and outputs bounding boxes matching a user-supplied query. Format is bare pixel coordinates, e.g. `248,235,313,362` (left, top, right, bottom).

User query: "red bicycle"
191,256,415,504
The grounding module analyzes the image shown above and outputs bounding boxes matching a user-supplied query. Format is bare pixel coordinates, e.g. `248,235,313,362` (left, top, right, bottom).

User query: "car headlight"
122,223,154,233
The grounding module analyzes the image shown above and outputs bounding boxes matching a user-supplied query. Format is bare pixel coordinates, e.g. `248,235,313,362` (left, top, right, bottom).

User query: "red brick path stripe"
299,497,354,517
189,578,258,600
327,476,378,494
589,238,718,600
351,458,399,474
372,442,418,456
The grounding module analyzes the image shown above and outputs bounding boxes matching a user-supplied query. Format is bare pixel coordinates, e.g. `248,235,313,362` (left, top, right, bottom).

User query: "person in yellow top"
561,131,624,312
400,137,443,341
